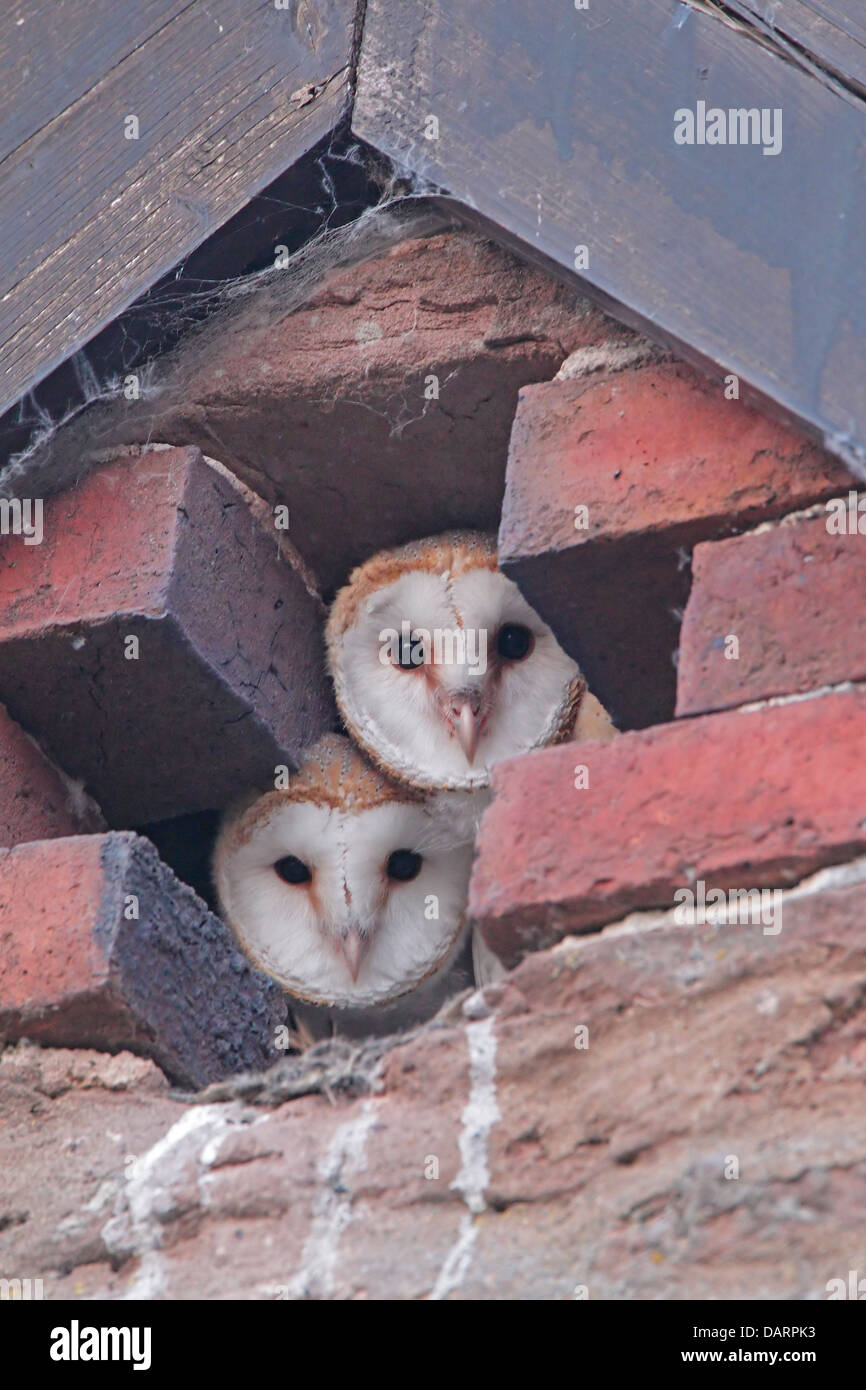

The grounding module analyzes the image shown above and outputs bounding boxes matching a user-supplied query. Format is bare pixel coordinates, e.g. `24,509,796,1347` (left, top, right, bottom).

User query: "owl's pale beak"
339,926,367,982
456,699,482,765
434,682,486,764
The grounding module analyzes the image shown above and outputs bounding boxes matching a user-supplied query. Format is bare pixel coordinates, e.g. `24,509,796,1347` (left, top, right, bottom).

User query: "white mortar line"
553,338,665,380
562,852,866,947
429,1212,478,1301
286,1097,380,1301
736,678,862,714
116,1104,238,1301
429,1016,501,1301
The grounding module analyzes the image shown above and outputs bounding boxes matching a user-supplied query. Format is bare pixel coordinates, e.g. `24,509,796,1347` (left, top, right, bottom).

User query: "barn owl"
326,530,616,793
213,734,474,1030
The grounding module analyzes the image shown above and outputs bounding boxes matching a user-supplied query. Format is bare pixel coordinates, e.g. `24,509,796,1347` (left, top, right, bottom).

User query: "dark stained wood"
728,1,866,93
2,1,189,164
0,0,359,416
353,0,866,477
0,130,384,474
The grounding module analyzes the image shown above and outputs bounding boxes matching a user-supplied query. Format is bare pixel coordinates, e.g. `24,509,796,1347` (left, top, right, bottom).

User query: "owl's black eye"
274,855,312,885
395,633,426,670
386,849,423,882
496,623,534,661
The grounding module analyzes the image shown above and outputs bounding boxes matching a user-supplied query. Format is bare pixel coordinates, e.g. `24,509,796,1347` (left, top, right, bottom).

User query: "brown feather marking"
327,530,498,646
224,734,420,852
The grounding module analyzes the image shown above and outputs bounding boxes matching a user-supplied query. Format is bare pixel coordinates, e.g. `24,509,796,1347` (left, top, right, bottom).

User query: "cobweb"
0,138,450,502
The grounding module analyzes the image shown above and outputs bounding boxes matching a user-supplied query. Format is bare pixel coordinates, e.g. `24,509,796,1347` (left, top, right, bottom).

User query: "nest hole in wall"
0,152,692,1060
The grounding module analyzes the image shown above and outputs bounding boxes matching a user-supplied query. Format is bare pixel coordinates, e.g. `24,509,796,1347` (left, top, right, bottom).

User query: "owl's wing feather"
472,924,507,987
571,688,618,745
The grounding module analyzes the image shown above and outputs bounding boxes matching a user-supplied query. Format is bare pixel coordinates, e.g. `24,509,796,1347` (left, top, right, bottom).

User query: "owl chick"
213,734,474,1030
326,530,616,793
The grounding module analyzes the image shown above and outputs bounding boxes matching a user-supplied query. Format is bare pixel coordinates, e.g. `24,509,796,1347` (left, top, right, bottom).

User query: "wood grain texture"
354,0,866,474
729,1,866,93
2,1,190,164
0,0,358,415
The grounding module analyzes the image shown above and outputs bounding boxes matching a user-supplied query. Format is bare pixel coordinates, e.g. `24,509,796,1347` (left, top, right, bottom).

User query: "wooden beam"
0,130,383,475
3,1,189,165
727,1,866,94
0,0,359,416
353,0,866,476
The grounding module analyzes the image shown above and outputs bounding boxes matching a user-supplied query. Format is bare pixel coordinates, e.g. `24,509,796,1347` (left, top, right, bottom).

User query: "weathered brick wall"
1,226,863,1300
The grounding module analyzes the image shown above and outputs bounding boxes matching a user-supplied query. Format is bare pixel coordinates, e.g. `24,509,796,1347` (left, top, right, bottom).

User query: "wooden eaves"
2,0,865,481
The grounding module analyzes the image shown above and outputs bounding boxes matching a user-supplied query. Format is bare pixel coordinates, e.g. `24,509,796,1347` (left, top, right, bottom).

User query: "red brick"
0,833,285,1087
470,688,866,967
0,447,335,823
499,361,853,728
0,701,103,845
7,866,866,1298
677,504,866,716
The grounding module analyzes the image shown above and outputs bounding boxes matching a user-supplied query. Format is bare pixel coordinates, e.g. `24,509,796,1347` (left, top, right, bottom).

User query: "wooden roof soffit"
353,0,866,477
